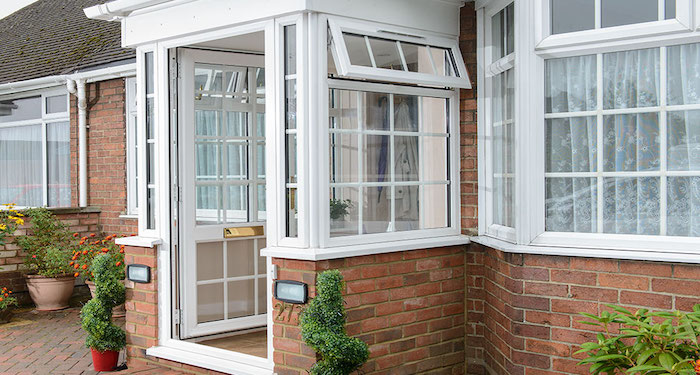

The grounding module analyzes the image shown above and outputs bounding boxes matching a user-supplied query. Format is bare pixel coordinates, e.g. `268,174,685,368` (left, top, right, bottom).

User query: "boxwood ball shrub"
300,270,369,375
80,254,126,352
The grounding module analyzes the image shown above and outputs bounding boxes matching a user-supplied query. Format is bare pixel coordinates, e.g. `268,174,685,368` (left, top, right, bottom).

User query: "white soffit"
87,0,464,47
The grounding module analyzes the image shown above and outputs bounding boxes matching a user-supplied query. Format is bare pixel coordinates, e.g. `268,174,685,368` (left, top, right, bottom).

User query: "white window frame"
480,0,517,243
0,88,70,208
477,0,700,260
125,77,139,216
328,16,472,89
137,47,159,237
536,0,693,53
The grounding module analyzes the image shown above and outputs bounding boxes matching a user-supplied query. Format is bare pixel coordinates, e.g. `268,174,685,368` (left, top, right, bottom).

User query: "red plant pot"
90,348,119,372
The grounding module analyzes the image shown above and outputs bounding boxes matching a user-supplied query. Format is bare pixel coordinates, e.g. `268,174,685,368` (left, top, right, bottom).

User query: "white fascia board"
0,63,136,97
306,0,463,37
84,0,177,21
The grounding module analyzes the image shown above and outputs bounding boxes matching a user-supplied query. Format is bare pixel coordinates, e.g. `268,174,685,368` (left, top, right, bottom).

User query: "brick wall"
465,243,700,375
459,2,478,236
272,246,466,375
70,78,137,235
0,208,101,304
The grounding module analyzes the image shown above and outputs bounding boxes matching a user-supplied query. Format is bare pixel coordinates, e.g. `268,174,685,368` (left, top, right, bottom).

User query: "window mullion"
594,0,602,29
596,53,604,233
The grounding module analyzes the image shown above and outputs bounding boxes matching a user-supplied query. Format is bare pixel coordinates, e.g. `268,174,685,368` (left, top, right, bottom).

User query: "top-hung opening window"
328,18,472,89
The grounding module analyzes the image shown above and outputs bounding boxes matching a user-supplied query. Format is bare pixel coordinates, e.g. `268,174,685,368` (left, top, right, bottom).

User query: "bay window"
0,90,70,208
479,0,700,258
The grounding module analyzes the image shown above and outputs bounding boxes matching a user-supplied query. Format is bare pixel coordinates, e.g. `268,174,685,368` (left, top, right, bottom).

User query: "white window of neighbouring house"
143,51,157,231
326,16,465,246
126,77,139,216
0,90,70,208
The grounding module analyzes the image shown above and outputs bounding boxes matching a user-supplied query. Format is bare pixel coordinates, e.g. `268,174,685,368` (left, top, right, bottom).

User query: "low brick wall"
273,246,466,375
0,208,102,304
466,243,700,375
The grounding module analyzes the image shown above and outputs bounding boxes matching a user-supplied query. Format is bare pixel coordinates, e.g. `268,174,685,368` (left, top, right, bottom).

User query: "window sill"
471,235,700,264
261,235,470,261
146,344,273,375
46,206,101,214
115,236,162,248
118,213,138,219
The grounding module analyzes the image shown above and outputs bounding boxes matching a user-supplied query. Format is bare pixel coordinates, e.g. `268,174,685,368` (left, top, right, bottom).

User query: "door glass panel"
227,280,255,319
258,278,267,314
227,239,255,277
198,284,224,323
197,242,223,281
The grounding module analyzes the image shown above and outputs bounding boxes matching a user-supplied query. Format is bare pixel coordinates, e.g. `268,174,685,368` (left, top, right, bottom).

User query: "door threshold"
147,340,273,375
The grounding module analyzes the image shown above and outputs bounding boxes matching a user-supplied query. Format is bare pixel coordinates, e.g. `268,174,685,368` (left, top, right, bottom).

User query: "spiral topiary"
80,254,126,352
300,270,369,375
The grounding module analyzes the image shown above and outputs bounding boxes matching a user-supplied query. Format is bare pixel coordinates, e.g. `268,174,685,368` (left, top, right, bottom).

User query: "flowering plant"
0,203,24,246
70,233,125,282
16,208,74,277
0,287,17,311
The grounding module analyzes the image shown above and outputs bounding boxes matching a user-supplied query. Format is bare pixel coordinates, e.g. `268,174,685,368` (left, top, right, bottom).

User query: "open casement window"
328,17,472,89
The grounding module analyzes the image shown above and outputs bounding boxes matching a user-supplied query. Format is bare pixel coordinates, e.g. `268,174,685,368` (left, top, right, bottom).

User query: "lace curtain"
0,125,43,206
546,45,700,237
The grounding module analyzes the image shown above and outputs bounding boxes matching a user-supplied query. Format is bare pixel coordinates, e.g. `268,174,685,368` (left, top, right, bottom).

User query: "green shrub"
16,208,74,277
300,270,369,375
576,304,700,374
80,254,126,352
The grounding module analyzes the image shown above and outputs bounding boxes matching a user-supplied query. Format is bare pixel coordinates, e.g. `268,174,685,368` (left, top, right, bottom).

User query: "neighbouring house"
4,0,700,374
0,0,137,302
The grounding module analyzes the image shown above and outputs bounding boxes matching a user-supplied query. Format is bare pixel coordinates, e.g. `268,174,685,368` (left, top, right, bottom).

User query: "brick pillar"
272,246,466,375
123,244,159,368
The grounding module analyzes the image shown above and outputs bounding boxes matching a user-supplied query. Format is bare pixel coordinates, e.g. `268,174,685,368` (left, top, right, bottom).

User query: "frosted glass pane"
546,117,597,173
421,184,449,230
227,280,255,319
258,278,267,315
546,55,597,113
603,48,660,109
668,177,700,237
603,177,660,235
667,110,700,171
602,113,660,172
198,284,224,323
227,239,255,278
546,178,597,233
197,242,223,281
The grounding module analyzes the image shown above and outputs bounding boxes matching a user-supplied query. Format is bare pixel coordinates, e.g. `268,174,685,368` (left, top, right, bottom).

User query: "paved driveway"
0,307,182,374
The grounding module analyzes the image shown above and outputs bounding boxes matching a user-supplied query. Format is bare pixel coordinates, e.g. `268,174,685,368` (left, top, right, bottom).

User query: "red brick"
526,339,570,357
570,258,617,273
652,278,700,296
620,261,672,277
598,274,649,291
620,291,672,309
551,299,598,315
551,270,596,286
569,286,618,303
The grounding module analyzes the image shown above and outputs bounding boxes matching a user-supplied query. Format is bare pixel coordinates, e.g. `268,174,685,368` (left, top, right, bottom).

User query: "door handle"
223,225,265,238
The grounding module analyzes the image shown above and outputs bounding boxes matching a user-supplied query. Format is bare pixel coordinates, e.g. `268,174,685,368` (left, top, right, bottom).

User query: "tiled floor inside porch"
0,306,184,375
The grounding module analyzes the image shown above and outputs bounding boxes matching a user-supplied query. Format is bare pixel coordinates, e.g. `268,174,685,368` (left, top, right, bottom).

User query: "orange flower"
79,241,85,245
89,233,96,237
0,298,4,302
69,261,74,266
74,272,79,277
120,245,125,250
8,291,11,294
102,248,109,253
73,233,79,237
3,294,7,297
115,261,122,267
82,250,88,255
119,249,124,254
81,236,87,241
105,235,112,241
82,264,88,270
74,264,79,269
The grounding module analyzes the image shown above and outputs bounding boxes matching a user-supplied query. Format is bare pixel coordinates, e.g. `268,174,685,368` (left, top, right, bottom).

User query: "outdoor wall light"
127,264,151,283
274,280,308,304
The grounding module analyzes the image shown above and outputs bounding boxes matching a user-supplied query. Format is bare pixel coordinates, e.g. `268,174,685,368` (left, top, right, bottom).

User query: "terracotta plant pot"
90,348,119,372
86,280,126,318
0,308,13,324
25,274,75,311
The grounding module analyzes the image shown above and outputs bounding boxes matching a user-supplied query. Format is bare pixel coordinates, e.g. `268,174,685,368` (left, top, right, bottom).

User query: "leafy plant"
69,233,125,282
0,203,24,246
80,254,126,352
330,199,353,221
0,287,17,311
16,208,74,277
576,304,700,374
300,270,369,375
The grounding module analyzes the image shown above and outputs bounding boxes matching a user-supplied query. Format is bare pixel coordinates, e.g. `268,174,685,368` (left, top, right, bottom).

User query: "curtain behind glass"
48,122,70,207
0,125,43,206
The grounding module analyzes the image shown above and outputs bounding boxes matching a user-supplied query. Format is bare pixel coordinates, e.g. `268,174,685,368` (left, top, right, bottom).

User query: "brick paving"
0,307,183,375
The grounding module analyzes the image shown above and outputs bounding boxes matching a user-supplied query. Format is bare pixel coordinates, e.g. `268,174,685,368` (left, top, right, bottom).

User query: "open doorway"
174,31,268,359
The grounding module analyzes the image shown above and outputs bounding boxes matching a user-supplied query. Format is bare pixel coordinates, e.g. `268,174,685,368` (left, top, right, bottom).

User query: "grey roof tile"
0,0,134,84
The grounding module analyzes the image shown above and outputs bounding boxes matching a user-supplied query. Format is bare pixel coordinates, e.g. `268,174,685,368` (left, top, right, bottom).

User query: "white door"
179,48,267,339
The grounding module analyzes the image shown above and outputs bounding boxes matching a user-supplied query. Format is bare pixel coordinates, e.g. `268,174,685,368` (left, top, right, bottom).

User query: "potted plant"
576,304,700,374
300,270,369,374
330,199,353,230
81,254,126,372
71,233,126,317
16,208,75,311
0,287,18,324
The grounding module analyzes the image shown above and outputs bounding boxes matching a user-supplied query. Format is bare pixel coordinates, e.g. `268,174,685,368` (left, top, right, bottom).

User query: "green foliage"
300,270,369,375
0,286,18,311
0,203,24,246
329,199,353,221
80,254,126,352
16,208,74,277
576,304,700,375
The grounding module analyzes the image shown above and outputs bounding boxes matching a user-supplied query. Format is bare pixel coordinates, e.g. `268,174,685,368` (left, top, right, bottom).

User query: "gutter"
84,0,176,20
